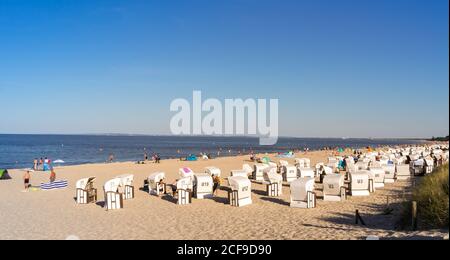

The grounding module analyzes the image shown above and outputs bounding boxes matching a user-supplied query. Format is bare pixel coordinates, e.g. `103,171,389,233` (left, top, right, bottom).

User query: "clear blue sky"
0,0,448,138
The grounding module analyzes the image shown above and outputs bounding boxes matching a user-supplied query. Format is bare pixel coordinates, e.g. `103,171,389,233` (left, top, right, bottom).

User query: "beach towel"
40,180,68,190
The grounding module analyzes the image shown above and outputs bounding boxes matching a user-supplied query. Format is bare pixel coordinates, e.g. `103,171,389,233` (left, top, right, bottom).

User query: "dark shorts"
24,179,30,184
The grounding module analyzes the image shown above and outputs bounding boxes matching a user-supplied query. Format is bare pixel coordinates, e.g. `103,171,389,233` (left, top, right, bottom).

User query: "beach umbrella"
53,159,65,167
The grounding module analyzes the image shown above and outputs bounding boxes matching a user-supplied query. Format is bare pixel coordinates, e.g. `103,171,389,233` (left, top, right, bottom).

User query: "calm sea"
0,134,423,169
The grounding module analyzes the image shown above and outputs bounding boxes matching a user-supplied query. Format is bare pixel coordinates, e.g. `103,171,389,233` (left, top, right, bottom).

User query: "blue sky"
0,0,448,138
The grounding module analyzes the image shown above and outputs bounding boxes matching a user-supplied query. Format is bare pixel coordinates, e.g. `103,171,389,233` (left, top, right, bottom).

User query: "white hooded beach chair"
116,174,134,200
424,158,434,174
369,167,385,188
349,171,374,196
295,158,305,168
253,164,268,182
396,164,411,180
297,167,315,178
355,161,369,171
323,174,346,202
382,165,396,183
278,160,289,174
194,174,213,199
242,164,254,176
228,176,252,207
282,165,297,183
179,167,195,190
104,178,123,210
290,178,316,208
410,159,424,176
345,157,357,173
148,172,166,196
176,177,193,205
263,168,282,196
327,157,339,171
205,166,221,177
295,158,311,168
76,177,97,204
231,169,249,178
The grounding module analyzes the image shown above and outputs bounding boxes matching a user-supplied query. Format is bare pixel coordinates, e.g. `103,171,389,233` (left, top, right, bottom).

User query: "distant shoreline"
0,133,433,140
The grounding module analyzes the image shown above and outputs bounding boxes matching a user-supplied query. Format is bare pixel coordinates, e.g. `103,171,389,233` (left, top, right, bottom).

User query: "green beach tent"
0,169,11,180
261,157,271,164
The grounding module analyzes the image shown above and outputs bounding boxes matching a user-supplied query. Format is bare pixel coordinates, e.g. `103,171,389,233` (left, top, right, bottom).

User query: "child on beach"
49,170,56,183
23,170,31,191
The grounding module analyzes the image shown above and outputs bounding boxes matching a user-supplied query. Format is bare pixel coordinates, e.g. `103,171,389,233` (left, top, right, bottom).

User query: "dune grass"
399,164,449,230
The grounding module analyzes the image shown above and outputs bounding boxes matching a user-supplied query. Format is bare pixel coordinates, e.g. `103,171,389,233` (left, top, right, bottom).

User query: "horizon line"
0,132,436,140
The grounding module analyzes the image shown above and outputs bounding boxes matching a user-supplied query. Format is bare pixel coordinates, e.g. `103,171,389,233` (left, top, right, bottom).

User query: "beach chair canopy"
104,178,122,192
350,171,370,190
231,169,248,178
242,164,253,174
76,177,96,190
177,177,193,190
116,174,134,186
205,167,221,177
278,160,289,167
148,172,165,184
323,174,345,196
298,168,315,178
290,178,315,201
263,170,283,184
194,174,213,190
228,176,251,194
0,169,11,180
179,167,194,178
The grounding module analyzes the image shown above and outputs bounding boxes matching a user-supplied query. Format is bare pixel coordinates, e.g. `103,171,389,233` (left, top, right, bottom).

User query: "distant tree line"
430,136,449,141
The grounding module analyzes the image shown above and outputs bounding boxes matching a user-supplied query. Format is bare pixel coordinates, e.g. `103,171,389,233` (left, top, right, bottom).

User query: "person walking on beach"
144,150,148,161
23,170,31,191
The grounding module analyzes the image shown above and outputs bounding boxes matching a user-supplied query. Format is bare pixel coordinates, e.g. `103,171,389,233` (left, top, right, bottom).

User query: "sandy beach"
1,149,447,240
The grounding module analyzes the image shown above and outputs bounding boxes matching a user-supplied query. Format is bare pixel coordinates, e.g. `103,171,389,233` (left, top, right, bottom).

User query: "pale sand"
0,150,447,240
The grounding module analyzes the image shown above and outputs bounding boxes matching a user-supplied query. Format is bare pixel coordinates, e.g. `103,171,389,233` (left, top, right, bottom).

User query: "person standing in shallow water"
108,153,114,163
144,150,148,161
